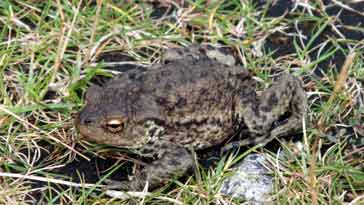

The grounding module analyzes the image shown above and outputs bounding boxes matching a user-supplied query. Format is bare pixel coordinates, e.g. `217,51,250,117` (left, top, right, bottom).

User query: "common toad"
75,45,307,190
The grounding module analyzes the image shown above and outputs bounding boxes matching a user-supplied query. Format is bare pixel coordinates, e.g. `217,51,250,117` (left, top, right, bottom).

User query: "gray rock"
219,153,273,204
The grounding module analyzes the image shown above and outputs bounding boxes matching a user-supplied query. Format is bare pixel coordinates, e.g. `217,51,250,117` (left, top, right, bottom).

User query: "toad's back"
102,54,255,149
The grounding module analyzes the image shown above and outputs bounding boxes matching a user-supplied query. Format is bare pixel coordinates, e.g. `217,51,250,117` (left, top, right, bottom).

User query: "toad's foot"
108,143,193,191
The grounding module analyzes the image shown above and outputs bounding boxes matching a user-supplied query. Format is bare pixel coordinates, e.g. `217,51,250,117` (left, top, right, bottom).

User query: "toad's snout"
75,109,98,127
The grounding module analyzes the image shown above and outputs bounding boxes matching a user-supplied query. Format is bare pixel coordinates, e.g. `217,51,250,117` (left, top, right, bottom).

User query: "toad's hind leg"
237,74,306,147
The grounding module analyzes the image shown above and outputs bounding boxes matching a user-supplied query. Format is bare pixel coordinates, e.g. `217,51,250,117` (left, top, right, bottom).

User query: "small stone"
219,153,273,204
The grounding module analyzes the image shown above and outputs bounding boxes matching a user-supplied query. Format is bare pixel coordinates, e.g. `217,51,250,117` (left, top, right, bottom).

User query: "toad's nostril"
83,119,92,124
77,109,97,125
82,118,95,125
78,114,95,125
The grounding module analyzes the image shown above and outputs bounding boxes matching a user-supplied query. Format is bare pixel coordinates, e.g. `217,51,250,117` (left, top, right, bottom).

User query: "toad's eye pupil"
109,123,120,128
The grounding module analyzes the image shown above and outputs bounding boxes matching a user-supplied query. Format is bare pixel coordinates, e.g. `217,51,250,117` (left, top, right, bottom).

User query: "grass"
1,0,364,204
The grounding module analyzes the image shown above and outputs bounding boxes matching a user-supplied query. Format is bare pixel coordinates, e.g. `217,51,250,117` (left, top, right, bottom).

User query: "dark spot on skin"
198,47,207,54
199,88,208,96
174,150,187,158
261,115,267,122
236,73,252,82
255,125,264,131
128,73,136,80
191,58,199,65
141,147,155,155
156,97,168,105
165,83,172,90
291,90,296,98
176,97,187,107
216,119,223,127
168,159,180,166
175,118,208,129
161,70,171,77
177,49,183,55
269,94,279,106
135,75,144,83
240,88,256,104
154,75,161,82
293,103,302,113
261,105,272,112
160,143,169,150
270,114,277,121
252,105,260,117
199,71,209,78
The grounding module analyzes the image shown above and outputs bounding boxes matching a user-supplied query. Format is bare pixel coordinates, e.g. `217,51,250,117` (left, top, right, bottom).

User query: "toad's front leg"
115,143,194,191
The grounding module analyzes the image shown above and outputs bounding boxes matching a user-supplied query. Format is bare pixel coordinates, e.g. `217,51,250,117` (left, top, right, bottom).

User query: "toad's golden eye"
105,119,125,133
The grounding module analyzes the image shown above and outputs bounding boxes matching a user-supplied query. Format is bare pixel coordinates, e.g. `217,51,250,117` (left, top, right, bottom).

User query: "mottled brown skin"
75,45,307,190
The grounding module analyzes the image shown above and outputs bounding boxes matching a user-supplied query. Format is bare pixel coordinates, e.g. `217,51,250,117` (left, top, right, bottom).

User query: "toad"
75,45,307,190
